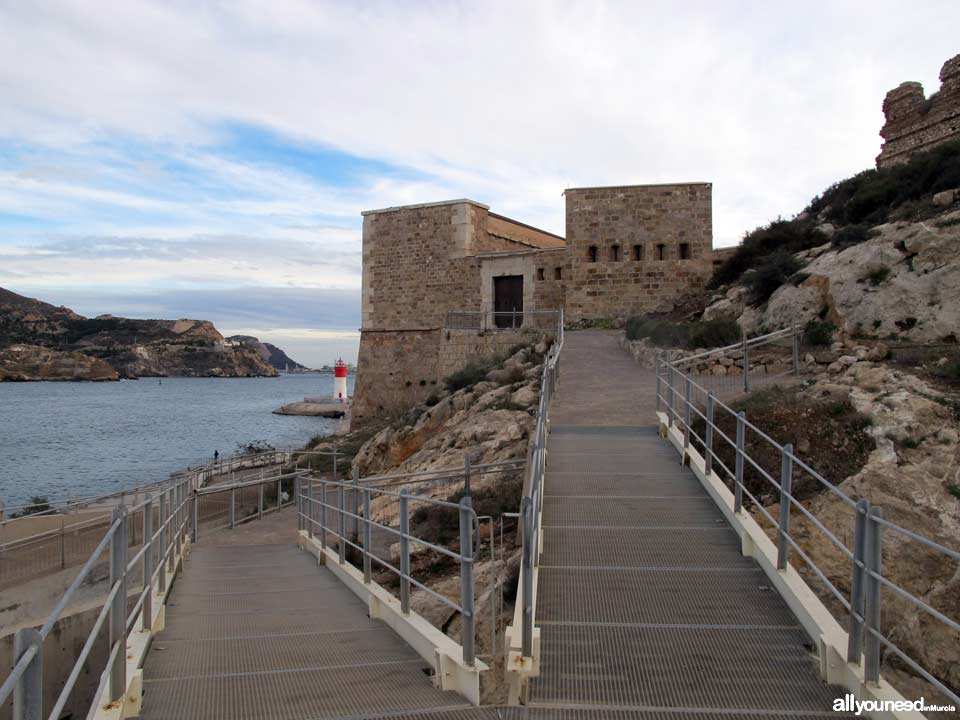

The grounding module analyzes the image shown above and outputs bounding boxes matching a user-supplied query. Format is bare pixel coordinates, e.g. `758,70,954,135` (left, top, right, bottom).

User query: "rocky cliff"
0,288,278,381
227,335,309,371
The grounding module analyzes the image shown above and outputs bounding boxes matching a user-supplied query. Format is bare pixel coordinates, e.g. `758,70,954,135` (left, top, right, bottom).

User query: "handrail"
296,468,484,665
1,475,194,720
655,325,960,707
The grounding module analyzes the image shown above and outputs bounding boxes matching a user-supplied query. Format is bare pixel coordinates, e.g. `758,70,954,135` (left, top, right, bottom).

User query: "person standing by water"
213,450,219,465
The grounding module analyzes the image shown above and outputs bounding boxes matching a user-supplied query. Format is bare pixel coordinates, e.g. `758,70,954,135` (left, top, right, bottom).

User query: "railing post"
158,490,167,592
683,375,692,451
847,499,870,663
276,473,282,510
109,504,127,703
295,475,302,532
655,353,662,413
704,393,715,476
464,454,472,497
165,490,174,574
306,473,314,539
143,494,153,631
258,482,264,520
362,489,372,584
320,480,327,551
742,332,750,393
337,482,346,565
352,466,360,541
667,365,675,426
174,484,182,560
333,447,338,483
229,486,236,529
190,491,197,543
459,495,475,666
60,515,65,569
734,412,746,514
777,444,793,571
13,627,42,720
864,505,883,685
399,490,410,613
792,325,801,375
520,496,533,659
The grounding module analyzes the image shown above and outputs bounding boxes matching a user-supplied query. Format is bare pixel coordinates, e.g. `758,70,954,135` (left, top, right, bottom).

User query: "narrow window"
554,267,562,280
588,245,598,262
610,244,621,261
656,243,666,261
632,244,643,261
679,243,691,260
537,268,545,281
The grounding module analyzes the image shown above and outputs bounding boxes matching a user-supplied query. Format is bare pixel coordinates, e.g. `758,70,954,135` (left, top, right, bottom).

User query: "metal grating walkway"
527,331,850,717
139,543,479,720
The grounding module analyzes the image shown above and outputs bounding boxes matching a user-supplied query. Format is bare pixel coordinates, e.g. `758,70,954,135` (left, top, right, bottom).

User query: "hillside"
0,288,278,381
227,335,309,371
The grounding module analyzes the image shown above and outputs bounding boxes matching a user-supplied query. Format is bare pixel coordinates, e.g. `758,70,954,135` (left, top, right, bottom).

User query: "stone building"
877,53,960,168
353,183,730,422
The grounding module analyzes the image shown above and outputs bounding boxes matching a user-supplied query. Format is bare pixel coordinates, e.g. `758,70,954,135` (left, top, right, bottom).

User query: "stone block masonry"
876,53,960,168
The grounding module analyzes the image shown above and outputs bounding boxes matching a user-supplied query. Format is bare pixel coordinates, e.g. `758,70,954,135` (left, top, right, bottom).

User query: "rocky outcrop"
228,335,309,372
0,345,118,381
702,209,960,343
0,287,278,380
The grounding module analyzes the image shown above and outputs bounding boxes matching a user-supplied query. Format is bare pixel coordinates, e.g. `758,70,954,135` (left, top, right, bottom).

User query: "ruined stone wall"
563,183,714,322
877,54,960,168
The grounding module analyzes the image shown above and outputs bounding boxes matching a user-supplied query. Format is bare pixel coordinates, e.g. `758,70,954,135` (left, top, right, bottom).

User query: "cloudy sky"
1,1,957,365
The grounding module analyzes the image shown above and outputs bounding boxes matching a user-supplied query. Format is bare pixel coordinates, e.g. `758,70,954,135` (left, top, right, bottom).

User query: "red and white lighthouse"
334,358,348,402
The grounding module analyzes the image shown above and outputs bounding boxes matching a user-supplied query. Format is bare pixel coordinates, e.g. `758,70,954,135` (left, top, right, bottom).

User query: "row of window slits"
587,243,690,263
536,267,563,281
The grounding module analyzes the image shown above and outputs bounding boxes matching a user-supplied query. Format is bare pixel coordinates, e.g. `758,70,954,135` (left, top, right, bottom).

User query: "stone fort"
877,53,960,168
352,183,732,422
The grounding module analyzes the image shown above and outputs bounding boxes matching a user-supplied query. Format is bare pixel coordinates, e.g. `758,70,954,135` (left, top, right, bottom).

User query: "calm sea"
0,373,355,509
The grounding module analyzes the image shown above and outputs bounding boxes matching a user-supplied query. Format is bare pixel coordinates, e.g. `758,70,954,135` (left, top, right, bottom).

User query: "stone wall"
353,329,442,421
564,183,714,322
876,53,960,168
437,328,547,380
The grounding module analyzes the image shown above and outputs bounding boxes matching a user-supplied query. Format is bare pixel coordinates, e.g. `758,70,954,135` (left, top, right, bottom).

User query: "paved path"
527,331,848,718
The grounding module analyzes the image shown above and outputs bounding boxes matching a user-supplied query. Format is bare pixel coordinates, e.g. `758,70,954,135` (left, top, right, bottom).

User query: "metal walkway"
139,542,484,720
526,331,848,718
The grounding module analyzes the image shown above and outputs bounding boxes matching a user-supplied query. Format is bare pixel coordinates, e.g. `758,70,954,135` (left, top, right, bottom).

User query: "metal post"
777,444,793,571
734,412,745,514
109,504,127,703
667,365,675,425
295,475,302,532
165,490,174,574
13,628,42,720
60,515,66,569
320,480,327,551
655,353,662,413
704,393,715,476
520,497,533,658
158,490,167,592
337,483,346,564
333,447,338,483
792,325,801,375
464,454,472,496
306,473,313,539
742,332,750,393
174,484,182,559
362,489,372,584
258,483,264,520
352,465,360,540
399,489,410,613
143,494,153,631
683,375,692,451
229,486,236,529
864,506,883,684
847,499,870,663
459,496,475,666
190,491,197,543
276,474,282,511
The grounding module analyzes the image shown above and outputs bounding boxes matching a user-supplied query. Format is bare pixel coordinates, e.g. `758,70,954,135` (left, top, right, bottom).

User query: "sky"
1,1,958,366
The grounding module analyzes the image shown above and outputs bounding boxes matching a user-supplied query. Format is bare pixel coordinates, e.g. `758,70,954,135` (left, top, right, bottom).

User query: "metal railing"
294,460,525,666
656,327,960,706
193,467,310,538
0,476,194,720
516,308,564,662
445,309,561,332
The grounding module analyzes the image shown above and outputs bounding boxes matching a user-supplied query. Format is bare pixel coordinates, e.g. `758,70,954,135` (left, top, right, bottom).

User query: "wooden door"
493,275,523,328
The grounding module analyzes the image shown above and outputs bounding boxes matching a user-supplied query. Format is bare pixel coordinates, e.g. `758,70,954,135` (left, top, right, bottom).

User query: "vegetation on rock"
625,316,741,349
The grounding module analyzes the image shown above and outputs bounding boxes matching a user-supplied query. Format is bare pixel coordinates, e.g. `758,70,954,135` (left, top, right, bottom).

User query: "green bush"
444,362,491,392
832,224,871,249
803,319,835,347
743,251,802,305
11,496,52,518
866,266,891,286
625,316,741,349
709,220,824,289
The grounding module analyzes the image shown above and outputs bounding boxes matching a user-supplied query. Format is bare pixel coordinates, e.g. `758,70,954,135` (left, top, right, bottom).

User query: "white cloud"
1,1,958,245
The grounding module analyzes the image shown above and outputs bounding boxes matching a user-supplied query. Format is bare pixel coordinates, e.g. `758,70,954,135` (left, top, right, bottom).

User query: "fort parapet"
877,53,960,168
